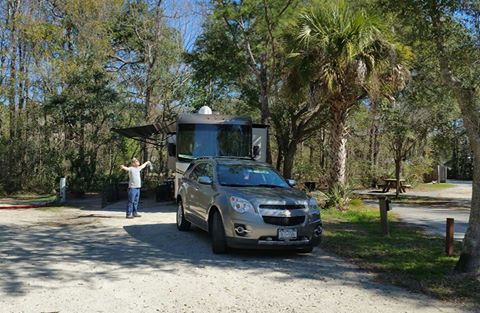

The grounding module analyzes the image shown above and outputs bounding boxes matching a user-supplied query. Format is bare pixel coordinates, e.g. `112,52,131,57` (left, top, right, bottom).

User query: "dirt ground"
0,197,475,313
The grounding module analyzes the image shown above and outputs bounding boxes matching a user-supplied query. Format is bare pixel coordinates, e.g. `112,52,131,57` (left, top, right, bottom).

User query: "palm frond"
287,0,409,106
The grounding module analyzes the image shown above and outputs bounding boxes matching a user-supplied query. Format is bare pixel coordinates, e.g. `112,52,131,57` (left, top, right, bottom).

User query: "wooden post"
59,177,66,203
379,197,390,236
446,218,454,256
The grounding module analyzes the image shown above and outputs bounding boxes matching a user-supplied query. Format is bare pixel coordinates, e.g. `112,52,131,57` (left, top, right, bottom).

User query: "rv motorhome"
112,106,268,197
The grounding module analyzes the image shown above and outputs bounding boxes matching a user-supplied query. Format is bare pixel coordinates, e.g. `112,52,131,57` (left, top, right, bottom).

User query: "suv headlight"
308,198,321,218
229,196,254,214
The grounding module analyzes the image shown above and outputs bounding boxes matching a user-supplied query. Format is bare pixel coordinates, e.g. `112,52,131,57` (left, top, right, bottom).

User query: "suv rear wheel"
176,199,191,231
211,211,228,254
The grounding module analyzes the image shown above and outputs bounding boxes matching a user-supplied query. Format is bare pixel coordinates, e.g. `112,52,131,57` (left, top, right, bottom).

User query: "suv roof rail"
215,156,255,160
193,156,213,160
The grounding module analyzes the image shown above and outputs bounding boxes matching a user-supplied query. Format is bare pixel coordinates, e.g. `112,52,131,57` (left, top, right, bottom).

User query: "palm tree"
290,0,407,189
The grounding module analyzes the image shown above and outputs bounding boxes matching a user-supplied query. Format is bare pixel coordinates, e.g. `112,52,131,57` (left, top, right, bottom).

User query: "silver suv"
176,157,323,254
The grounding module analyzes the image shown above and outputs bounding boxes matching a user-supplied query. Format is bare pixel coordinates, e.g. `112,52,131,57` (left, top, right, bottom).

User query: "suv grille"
262,216,305,226
259,204,305,210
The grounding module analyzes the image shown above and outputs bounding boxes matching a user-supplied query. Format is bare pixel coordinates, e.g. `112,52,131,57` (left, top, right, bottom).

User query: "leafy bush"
294,158,323,181
324,183,353,211
403,157,433,186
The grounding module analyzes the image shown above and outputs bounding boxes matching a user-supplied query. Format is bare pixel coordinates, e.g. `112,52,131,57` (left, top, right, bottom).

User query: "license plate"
278,228,297,240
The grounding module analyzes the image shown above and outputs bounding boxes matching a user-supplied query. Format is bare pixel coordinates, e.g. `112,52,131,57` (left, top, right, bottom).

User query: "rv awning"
111,122,175,146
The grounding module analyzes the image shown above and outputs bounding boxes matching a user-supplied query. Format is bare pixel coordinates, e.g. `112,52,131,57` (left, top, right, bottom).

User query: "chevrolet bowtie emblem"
285,210,291,217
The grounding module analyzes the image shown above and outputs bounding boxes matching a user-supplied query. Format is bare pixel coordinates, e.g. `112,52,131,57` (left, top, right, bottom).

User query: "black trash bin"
156,180,174,202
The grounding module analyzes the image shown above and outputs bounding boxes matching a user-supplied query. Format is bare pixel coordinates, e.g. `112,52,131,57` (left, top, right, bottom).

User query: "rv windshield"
177,124,251,162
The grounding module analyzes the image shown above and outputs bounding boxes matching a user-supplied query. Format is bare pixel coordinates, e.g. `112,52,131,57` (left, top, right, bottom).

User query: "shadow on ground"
361,193,471,207
0,211,468,312
0,218,443,311
66,194,175,214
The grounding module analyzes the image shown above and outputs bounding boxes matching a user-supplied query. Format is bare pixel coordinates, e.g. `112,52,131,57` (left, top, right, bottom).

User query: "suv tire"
176,200,191,231
211,211,228,254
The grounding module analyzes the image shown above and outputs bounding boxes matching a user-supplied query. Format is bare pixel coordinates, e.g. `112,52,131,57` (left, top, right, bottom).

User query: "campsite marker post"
446,218,455,256
378,196,391,236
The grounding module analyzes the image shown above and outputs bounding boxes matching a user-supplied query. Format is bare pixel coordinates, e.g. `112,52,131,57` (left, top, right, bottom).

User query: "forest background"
0,0,475,196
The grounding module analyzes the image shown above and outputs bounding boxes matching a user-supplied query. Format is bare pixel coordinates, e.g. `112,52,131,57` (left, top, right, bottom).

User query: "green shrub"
324,183,353,211
403,156,433,186
350,197,363,207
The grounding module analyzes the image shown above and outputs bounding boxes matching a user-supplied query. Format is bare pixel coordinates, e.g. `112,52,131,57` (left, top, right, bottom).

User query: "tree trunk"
429,10,480,272
282,143,297,179
328,108,348,189
8,0,19,140
452,135,459,179
258,60,272,164
369,112,380,187
455,146,480,272
394,158,402,198
309,145,314,164
142,52,154,177
275,135,284,171
259,76,269,125
320,128,326,170
450,87,480,273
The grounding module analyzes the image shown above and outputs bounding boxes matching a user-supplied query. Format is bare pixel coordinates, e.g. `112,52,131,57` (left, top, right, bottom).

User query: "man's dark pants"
127,187,140,216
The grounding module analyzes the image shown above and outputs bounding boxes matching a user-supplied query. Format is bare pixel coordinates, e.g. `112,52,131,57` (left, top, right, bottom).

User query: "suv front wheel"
211,211,228,254
176,199,191,231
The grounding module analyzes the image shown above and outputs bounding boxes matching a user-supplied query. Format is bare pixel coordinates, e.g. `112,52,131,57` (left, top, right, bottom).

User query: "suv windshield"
217,163,289,188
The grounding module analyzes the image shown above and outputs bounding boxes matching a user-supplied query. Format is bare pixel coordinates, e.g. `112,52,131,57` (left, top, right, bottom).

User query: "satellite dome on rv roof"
198,106,213,115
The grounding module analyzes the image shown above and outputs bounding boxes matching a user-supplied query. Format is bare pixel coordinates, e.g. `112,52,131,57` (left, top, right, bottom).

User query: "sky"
162,0,210,51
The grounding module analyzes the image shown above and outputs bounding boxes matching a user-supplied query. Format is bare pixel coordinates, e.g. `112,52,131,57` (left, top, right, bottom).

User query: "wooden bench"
401,184,412,193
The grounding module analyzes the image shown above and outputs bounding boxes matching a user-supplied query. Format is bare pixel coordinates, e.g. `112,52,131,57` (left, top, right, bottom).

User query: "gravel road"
0,200,474,313
408,181,472,200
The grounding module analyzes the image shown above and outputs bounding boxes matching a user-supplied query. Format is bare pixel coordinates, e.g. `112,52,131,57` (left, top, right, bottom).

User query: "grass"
5,193,56,202
320,200,480,304
414,183,456,191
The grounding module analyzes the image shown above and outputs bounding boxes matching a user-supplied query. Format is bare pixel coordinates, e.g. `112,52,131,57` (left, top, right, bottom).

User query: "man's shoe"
133,213,142,218
126,214,134,219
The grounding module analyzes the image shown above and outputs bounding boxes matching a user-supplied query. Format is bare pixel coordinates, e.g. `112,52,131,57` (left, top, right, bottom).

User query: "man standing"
121,158,151,219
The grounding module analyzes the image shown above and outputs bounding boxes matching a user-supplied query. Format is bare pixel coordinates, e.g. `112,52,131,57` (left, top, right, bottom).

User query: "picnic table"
381,179,411,193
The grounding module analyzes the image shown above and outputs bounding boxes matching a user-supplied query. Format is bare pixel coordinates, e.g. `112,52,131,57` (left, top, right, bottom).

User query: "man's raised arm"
139,161,151,170
120,165,129,171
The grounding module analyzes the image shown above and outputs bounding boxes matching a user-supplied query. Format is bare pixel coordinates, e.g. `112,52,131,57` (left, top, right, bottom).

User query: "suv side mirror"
253,145,260,158
287,179,296,187
198,176,213,185
168,143,176,157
